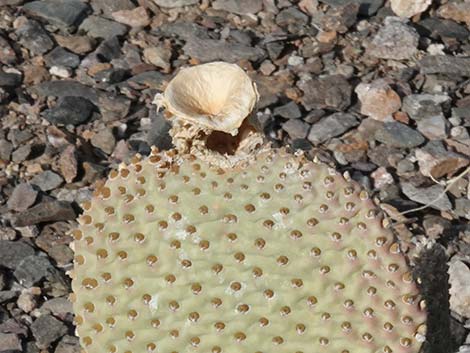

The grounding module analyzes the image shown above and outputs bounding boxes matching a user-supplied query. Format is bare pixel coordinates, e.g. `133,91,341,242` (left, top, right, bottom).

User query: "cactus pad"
71,147,426,353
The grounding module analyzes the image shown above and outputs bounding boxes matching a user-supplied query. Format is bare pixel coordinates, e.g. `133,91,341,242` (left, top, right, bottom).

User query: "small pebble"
30,314,68,349
355,79,401,121
0,333,22,353
7,183,38,212
369,17,419,60
91,128,116,154
449,258,470,318
31,171,63,192
375,122,425,148
401,182,452,211
391,0,432,18
111,7,151,27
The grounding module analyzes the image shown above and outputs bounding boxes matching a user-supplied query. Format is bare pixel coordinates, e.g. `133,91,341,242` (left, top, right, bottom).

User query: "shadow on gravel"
415,245,456,353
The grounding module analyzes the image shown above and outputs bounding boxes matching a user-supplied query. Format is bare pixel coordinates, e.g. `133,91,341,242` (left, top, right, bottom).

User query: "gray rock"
31,171,63,191
183,37,265,63
455,199,470,220
157,22,210,41
320,0,384,15
304,109,326,124
94,68,129,84
420,55,470,77
11,145,31,163
417,115,449,140
266,41,284,60
40,297,73,317
282,119,310,140
14,255,56,287
0,0,24,5
44,47,80,68
0,272,5,290
308,113,359,145
91,128,116,154
0,36,16,64
422,216,451,239
0,139,13,160
401,182,452,211
23,0,89,30
291,139,312,151
10,201,76,227
25,341,39,353
147,111,172,150
273,101,302,119
452,106,470,126
54,335,80,353
448,258,470,318
127,71,166,89
8,129,33,147
30,315,68,349
415,141,469,179
232,32,256,48
92,36,122,62
7,183,38,212
31,81,99,105
402,93,450,121
298,75,352,111
16,20,54,55
9,317,29,337
212,0,263,14
47,244,74,267
375,122,425,148
143,46,171,71
0,71,22,87
276,7,309,27
0,290,19,303
369,17,419,60
43,96,95,126
79,16,128,39
98,94,131,121
357,0,384,15
90,0,135,15
0,241,35,270
0,333,22,353
396,159,415,175
153,0,199,7
0,305,8,322
418,18,469,41
314,2,359,33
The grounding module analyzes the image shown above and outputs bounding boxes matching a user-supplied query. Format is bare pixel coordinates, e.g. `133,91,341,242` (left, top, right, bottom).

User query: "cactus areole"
71,62,427,353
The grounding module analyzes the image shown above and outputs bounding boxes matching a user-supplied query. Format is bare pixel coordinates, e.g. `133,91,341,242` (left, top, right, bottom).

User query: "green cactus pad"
71,147,426,353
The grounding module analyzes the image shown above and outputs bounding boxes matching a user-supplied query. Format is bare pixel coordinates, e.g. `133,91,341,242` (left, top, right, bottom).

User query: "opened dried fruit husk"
153,61,258,136
71,61,427,353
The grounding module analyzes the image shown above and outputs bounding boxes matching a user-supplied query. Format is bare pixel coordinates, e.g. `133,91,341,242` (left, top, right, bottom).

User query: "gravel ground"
0,0,470,352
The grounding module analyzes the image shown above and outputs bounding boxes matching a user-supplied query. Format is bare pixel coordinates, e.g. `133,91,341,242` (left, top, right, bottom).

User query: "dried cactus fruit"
153,62,258,135
153,62,264,169
71,62,426,353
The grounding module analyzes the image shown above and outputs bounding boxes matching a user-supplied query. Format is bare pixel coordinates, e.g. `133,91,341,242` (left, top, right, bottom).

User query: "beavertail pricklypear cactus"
71,62,427,353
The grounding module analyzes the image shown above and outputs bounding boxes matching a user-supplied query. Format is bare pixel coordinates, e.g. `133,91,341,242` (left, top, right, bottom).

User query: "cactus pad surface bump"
72,148,426,353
